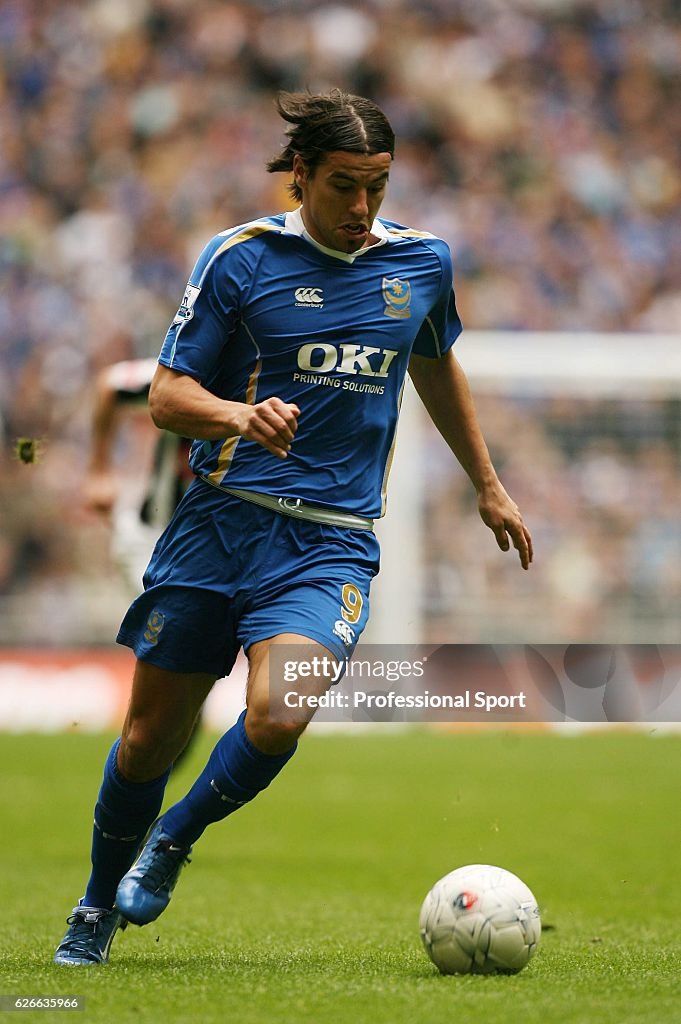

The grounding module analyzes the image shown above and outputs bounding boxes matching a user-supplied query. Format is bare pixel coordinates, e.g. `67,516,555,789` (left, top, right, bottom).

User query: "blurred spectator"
1,0,680,643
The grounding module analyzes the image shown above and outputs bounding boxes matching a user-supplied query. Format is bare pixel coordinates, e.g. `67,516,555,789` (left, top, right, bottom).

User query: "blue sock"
83,739,170,909
161,710,296,847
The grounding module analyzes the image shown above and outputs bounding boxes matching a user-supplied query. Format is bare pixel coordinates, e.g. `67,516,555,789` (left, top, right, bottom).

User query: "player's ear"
292,154,308,191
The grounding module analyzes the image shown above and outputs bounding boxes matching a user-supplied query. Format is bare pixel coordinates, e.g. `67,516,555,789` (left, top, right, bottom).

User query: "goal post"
451,330,681,398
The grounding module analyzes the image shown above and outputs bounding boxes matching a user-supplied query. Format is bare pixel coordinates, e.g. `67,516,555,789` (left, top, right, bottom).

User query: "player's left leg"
115,634,335,926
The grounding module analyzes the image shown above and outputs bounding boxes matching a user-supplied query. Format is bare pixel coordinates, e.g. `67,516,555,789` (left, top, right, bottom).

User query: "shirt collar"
284,208,389,263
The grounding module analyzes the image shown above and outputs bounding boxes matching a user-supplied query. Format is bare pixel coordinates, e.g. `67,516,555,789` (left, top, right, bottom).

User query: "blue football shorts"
116,478,380,676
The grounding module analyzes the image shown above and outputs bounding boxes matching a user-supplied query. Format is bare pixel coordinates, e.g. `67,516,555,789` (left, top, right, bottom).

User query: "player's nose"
348,189,369,219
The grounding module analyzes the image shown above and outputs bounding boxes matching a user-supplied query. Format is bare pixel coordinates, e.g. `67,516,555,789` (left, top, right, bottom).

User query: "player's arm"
149,364,299,460
84,367,126,514
408,349,533,569
85,360,157,514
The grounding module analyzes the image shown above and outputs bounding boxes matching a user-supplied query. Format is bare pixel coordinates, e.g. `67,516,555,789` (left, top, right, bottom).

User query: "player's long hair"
266,89,395,202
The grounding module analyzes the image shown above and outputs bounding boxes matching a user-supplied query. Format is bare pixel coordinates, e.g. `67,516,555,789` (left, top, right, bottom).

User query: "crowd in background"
1,0,680,643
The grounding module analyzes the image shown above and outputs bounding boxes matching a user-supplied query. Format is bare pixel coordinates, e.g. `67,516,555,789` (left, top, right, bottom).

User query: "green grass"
1,729,680,1023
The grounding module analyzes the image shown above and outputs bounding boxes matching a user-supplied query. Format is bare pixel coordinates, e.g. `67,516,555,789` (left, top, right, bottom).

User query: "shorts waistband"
220,486,375,532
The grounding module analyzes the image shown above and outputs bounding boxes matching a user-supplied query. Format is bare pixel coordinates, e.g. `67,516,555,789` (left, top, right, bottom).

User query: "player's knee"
245,703,304,755
119,719,183,781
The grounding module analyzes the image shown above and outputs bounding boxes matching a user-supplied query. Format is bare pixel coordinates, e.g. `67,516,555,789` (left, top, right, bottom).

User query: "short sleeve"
158,236,242,384
411,238,463,358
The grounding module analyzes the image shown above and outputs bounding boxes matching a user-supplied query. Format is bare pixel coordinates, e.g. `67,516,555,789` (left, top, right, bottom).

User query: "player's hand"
236,398,300,459
83,471,118,515
477,482,533,570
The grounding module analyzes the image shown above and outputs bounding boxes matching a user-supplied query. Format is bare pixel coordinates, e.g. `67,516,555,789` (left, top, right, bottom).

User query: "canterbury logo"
295,287,324,306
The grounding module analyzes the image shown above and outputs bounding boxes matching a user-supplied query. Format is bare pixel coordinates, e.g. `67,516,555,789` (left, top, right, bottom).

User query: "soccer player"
84,357,193,592
54,89,532,966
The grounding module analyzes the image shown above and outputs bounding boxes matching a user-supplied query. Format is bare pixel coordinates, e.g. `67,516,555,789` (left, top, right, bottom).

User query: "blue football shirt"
159,208,462,518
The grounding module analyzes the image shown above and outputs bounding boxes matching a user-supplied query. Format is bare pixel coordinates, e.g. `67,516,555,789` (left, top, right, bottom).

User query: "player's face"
294,151,392,254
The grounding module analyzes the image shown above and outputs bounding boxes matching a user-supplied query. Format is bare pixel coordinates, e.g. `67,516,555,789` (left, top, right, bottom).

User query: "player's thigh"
247,632,338,710
124,659,217,731
245,633,339,750
120,660,217,779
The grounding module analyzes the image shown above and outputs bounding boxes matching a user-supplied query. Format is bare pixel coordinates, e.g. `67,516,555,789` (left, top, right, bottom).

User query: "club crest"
382,277,411,319
143,610,165,645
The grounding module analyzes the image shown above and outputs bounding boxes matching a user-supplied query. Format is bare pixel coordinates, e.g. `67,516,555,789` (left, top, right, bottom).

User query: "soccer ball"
419,864,541,975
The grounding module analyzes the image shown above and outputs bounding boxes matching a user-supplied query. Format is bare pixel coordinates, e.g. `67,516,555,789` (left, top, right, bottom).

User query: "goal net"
368,331,681,647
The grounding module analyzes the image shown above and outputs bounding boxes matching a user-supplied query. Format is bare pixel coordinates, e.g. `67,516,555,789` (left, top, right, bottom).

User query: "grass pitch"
1,728,680,1024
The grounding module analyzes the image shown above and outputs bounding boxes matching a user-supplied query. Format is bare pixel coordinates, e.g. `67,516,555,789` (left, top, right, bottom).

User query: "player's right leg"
53,661,215,966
